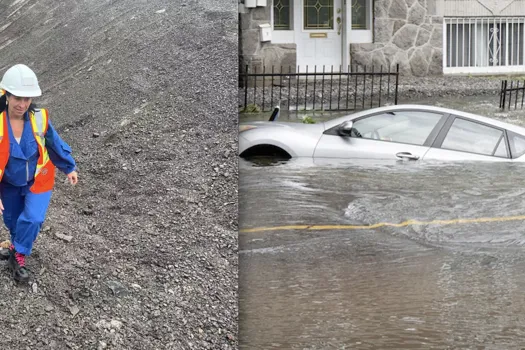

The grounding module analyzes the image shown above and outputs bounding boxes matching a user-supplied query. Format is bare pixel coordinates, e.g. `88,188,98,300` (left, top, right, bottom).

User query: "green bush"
239,104,261,113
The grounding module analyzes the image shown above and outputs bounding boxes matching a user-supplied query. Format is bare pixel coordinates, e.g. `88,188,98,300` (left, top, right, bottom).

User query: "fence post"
321,65,326,109
502,80,507,110
509,80,513,110
353,65,358,109
244,65,248,111
330,65,334,110
288,66,292,111
387,64,391,99
262,66,266,112
337,65,342,110
345,64,350,110
279,65,283,109
253,66,258,107
521,81,525,109
514,80,520,109
370,65,375,108
304,65,309,111
394,64,399,105
296,65,300,112
509,80,514,110
362,65,366,109
499,80,504,109
313,66,317,110
271,66,275,110
378,65,383,108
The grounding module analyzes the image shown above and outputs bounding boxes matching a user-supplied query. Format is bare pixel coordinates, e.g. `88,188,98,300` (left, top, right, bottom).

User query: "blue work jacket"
2,110,77,187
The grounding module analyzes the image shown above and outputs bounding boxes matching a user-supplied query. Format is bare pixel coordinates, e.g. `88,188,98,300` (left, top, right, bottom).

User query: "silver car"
239,104,525,162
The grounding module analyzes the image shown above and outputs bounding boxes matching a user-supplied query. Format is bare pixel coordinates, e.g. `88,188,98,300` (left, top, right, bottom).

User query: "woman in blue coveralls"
0,64,78,282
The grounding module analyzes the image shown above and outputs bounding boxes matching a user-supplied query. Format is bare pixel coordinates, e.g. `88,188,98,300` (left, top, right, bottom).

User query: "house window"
273,0,292,30
445,17,525,73
351,0,370,29
304,0,334,30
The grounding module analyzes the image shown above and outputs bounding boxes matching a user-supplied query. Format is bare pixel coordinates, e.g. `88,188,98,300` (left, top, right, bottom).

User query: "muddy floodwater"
239,95,525,349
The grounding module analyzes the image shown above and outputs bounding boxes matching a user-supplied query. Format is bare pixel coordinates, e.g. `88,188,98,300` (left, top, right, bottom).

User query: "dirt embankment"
0,0,238,349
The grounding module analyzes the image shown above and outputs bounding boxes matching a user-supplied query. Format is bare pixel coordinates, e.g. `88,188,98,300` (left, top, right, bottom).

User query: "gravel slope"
0,0,238,349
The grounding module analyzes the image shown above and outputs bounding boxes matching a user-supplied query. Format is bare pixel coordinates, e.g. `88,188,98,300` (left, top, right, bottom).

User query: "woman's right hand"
0,199,4,215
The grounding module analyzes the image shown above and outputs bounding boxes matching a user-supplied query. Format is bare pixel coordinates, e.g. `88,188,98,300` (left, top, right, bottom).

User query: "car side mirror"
337,121,353,137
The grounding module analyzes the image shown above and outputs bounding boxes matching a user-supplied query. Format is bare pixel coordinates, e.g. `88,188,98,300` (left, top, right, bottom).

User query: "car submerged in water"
239,104,525,163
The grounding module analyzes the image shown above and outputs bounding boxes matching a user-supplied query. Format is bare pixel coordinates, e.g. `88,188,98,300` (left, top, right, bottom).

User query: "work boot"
8,249,29,282
0,244,13,261
0,248,10,260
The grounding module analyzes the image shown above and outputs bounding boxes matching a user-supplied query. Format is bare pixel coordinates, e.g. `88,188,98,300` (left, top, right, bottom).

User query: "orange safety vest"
0,109,55,193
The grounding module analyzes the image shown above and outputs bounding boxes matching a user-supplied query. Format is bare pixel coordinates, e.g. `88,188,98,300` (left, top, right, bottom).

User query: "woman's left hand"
67,171,78,185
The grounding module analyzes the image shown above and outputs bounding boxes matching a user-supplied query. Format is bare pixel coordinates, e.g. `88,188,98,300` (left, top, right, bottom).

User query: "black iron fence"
500,80,525,110
239,64,400,113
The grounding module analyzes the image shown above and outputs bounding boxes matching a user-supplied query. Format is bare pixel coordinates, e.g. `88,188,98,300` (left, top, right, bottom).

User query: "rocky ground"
0,0,238,349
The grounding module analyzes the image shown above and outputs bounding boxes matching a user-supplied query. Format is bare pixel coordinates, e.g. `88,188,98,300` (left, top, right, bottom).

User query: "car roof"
326,104,525,135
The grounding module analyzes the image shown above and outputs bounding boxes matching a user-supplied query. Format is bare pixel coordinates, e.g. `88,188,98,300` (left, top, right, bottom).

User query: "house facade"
239,0,525,76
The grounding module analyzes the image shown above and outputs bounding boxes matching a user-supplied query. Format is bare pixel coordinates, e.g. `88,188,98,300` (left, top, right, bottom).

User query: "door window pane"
274,0,292,30
441,118,505,156
352,0,369,29
304,0,334,29
351,111,443,145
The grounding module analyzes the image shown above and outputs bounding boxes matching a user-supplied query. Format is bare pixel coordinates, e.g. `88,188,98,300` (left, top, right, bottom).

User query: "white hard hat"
0,64,41,97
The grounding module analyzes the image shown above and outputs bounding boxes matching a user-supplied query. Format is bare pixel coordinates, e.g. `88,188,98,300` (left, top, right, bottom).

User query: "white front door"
295,0,344,73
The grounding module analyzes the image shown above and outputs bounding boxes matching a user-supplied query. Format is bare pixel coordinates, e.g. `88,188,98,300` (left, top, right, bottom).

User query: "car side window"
351,111,443,146
440,118,506,157
507,131,525,158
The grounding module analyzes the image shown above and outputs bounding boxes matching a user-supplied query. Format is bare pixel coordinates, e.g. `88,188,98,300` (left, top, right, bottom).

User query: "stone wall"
239,2,296,72
351,0,444,76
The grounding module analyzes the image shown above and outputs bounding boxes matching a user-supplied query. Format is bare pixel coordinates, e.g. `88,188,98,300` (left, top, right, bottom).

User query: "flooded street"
239,95,525,349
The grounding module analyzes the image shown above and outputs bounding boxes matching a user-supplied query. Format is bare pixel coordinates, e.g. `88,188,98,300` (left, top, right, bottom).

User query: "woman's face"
7,95,32,118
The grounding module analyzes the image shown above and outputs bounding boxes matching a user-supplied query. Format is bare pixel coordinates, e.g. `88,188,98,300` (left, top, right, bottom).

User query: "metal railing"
239,64,399,112
499,79,525,110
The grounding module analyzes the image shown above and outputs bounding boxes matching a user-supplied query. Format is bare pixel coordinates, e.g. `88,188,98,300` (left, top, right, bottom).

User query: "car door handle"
396,152,419,160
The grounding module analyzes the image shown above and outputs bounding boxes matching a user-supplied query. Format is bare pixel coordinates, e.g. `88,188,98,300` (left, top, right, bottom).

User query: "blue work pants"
1,183,52,255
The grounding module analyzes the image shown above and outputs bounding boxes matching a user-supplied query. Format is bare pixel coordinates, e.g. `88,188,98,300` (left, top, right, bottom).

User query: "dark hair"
0,94,5,114
0,91,36,115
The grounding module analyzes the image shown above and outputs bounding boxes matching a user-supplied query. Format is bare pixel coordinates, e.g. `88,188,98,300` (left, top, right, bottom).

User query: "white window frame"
443,17,525,75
